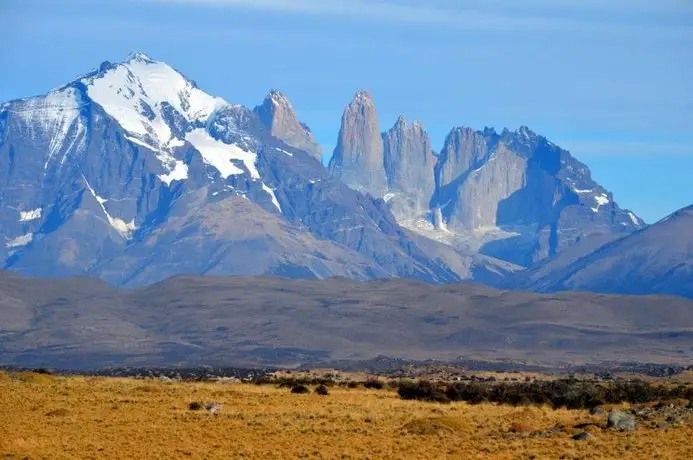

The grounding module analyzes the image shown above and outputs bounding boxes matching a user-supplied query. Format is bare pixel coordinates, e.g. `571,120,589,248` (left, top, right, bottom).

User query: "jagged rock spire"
328,90,387,196
382,115,436,216
254,89,322,161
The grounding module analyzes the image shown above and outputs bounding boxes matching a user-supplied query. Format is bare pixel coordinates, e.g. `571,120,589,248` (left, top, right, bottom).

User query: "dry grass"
1,374,691,459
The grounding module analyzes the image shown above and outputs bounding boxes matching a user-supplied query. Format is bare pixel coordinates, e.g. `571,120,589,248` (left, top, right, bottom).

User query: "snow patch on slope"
186,129,259,180
628,212,640,225
6,233,33,248
261,183,282,212
591,193,610,213
275,147,293,157
83,178,137,239
123,135,188,185
19,208,42,222
159,160,189,185
7,87,87,169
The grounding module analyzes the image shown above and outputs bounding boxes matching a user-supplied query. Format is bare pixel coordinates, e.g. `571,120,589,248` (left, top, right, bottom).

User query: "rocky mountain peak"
253,90,322,161
353,90,374,104
382,116,436,218
328,90,387,196
267,89,290,107
125,51,155,63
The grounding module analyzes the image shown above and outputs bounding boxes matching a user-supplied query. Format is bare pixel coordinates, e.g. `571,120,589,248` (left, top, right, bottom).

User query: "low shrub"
291,384,310,394
398,381,450,403
364,379,384,390
188,402,203,411
276,377,335,388
315,385,329,396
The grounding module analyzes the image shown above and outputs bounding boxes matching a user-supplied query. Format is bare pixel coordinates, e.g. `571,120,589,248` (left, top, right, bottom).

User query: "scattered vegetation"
3,374,693,459
272,376,335,388
396,378,693,409
398,380,450,403
363,378,385,390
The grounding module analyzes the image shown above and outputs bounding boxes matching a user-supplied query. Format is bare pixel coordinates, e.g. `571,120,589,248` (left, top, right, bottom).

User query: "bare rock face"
435,127,495,190
382,116,436,219
434,127,526,230
328,91,387,196
254,90,322,162
445,142,528,230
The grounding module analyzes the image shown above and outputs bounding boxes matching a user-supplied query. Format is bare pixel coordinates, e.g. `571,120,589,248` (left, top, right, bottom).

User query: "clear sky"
1,0,691,223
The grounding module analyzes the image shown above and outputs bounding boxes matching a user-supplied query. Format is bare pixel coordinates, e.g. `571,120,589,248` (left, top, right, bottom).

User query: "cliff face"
382,116,437,219
328,91,387,197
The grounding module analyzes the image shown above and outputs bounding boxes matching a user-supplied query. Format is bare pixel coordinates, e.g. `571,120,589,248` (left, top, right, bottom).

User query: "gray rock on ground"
607,411,637,431
572,431,593,441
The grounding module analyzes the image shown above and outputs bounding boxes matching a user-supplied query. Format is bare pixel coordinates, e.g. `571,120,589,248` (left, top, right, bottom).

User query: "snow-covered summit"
82,53,226,151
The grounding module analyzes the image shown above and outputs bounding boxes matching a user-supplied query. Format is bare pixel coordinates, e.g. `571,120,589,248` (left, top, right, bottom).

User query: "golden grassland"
1,371,692,459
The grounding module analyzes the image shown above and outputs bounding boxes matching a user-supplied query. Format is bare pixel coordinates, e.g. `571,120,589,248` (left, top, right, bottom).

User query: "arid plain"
2,372,693,459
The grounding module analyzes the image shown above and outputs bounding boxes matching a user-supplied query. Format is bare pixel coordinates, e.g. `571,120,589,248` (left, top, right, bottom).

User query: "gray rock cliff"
328,91,387,196
382,116,436,220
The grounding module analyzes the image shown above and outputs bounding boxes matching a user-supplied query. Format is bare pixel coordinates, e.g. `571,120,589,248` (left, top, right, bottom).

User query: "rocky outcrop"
382,116,436,219
254,90,322,162
328,91,387,196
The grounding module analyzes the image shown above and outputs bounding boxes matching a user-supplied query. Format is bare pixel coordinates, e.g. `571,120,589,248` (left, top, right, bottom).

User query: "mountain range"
1,52,690,298
2,272,692,369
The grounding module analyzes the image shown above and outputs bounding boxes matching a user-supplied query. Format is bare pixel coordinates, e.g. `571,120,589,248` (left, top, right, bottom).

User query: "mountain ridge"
519,202,693,299
327,92,645,267
0,53,462,286
2,271,692,369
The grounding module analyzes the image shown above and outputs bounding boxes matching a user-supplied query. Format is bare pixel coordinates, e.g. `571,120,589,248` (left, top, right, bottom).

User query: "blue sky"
1,0,691,223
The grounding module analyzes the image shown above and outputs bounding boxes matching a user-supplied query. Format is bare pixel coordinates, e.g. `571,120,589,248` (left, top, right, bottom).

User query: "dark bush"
315,385,329,396
397,378,687,409
276,376,335,388
364,379,384,390
347,381,359,389
188,401,203,411
291,384,310,394
397,380,450,403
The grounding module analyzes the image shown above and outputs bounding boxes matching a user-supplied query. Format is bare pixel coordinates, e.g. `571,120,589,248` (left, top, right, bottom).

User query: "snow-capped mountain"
0,53,459,285
0,52,651,289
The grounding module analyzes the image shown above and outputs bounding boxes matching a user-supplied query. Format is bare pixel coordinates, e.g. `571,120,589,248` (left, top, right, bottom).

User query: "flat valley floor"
1,373,692,459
